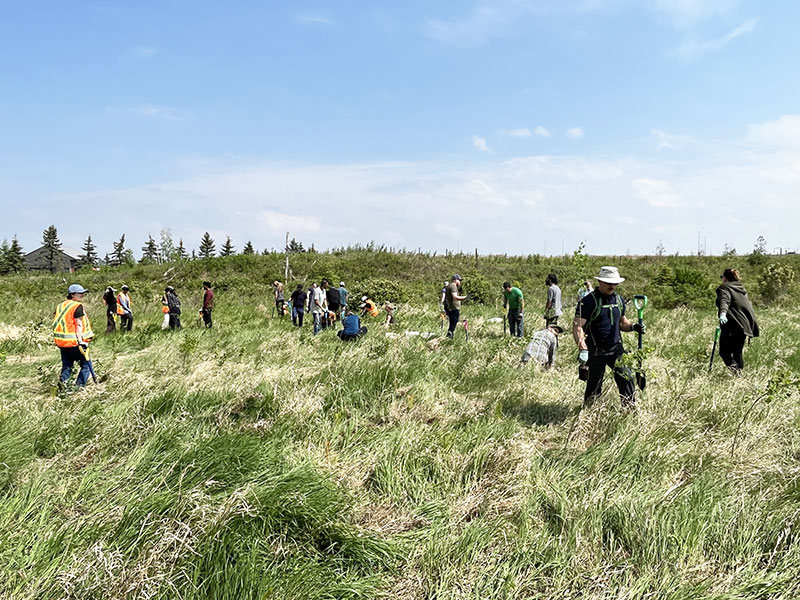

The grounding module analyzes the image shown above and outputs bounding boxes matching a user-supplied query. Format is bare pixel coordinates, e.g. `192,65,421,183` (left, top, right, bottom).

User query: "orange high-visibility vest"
117,292,132,314
52,300,94,348
365,299,379,317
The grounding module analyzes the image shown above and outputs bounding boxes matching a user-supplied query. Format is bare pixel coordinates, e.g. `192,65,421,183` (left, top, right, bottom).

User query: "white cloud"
295,12,333,25
257,210,322,234
507,127,531,138
747,115,800,149
648,0,741,29
132,104,189,121
673,19,756,61
472,135,492,152
651,128,700,150
534,126,551,137
566,127,584,139
131,46,157,59
434,223,461,238
630,177,682,207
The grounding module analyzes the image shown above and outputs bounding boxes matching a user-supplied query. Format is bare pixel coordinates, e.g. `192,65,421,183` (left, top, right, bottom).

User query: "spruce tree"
242,241,255,255
176,238,187,260
141,235,159,264
288,238,305,253
79,235,99,268
198,232,216,258
5,236,24,273
0,239,9,275
111,234,127,267
41,225,62,273
220,236,235,257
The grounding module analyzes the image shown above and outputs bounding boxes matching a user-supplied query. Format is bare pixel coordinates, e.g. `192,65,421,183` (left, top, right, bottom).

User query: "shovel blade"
636,371,646,391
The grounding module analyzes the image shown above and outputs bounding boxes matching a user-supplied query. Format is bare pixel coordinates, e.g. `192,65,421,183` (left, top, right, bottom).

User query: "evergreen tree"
41,225,62,273
103,253,111,266
176,238,187,260
242,241,255,255
0,239,9,275
5,236,25,274
111,234,127,267
191,249,197,260
123,249,136,266
287,237,305,253
79,235,99,268
141,235,159,264
159,228,176,262
198,232,216,258
220,236,235,257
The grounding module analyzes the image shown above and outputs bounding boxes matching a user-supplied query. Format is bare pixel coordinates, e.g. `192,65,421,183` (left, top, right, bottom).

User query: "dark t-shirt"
73,304,85,319
576,291,626,354
103,291,116,312
326,287,340,309
291,289,307,308
203,288,214,310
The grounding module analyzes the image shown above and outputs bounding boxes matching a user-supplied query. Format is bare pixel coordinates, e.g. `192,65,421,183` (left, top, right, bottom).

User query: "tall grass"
0,255,799,599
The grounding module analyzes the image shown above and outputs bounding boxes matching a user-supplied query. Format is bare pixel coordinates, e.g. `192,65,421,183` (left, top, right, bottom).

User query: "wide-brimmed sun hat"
594,266,625,284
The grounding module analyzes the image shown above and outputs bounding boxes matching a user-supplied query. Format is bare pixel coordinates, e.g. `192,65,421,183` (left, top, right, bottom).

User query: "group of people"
53,265,760,402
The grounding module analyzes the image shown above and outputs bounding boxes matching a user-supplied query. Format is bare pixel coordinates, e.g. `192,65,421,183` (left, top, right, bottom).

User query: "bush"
351,277,409,304
758,263,795,305
461,271,493,305
647,266,713,309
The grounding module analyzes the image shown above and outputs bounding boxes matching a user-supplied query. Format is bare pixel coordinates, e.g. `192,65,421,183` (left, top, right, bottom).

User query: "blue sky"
2,0,799,257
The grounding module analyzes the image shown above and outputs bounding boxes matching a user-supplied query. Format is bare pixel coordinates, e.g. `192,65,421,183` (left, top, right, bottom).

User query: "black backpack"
327,287,340,305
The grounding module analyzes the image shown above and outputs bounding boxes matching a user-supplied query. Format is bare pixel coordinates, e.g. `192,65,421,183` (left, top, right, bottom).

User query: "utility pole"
284,231,289,282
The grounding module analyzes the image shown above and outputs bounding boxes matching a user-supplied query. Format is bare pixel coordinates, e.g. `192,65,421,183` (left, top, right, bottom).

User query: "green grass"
0,258,799,599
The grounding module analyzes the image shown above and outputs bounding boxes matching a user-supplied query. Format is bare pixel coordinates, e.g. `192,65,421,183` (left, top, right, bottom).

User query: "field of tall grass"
1,252,799,599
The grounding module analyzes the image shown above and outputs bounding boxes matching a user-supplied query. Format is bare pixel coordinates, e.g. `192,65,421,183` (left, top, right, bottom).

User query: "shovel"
633,295,648,390
503,312,507,336
77,343,98,384
708,326,721,373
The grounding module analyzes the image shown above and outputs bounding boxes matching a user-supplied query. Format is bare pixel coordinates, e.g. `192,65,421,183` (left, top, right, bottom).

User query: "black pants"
201,308,213,328
120,313,133,331
106,311,116,333
338,326,367,341
276,300,285,317
169,313,181,330
584,352,635,407
446,308,460,337
719,324,746,370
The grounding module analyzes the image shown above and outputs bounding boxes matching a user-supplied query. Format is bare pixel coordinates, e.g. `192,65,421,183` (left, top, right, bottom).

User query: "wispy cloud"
747,114,800,149
566,127,584,139
131,104,189,121
630,177,682,207
295,12,333,26
506,127,531,138
534,126,551,138
673,18,756,61
131,46,157,59
421,1,530,47
472,135,492,152
651,128,701,150
648,0,742,29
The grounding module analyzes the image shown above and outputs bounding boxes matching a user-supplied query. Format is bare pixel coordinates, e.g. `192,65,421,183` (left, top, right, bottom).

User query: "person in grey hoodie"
715,268,759,372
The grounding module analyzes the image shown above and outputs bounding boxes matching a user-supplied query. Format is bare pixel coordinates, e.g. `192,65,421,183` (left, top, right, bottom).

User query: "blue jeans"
292,306,304,327
313,312,321,335
446,308,460,337
508,308,524,337
60,346,91,387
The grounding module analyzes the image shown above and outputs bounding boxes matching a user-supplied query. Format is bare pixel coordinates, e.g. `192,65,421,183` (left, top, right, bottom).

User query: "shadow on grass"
504,401,573,426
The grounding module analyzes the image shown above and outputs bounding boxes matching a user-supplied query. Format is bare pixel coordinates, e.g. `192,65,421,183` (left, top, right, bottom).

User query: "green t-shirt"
503,287,524,309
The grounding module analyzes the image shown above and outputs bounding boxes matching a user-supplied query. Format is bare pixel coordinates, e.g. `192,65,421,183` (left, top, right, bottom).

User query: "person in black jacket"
715,268,759,372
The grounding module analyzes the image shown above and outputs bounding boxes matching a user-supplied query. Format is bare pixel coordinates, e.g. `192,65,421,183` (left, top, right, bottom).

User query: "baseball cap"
68,284,88,294
452,274,462,281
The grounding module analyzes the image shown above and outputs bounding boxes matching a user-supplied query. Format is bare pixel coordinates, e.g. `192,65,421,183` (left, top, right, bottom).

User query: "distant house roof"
61,246,81,260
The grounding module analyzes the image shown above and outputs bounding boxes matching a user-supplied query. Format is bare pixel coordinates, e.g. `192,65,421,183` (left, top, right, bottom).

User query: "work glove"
632,322,645,334
78,341,88,349
719,312,728,325
578,349,589,364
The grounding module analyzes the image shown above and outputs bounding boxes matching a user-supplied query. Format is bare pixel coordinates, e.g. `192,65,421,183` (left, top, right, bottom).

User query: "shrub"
351,277,409,304
461,271,493,305
647,266,712,309
758,263,795,305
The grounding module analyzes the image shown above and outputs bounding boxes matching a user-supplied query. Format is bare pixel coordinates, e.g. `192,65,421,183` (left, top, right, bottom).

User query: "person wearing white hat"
572,266,644,407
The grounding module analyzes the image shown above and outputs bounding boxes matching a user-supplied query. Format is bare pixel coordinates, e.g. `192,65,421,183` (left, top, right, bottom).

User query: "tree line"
0,225,312,274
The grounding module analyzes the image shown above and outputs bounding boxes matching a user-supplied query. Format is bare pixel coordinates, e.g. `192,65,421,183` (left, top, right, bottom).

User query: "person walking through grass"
521,325,563,369
290,284,307,327
338,281,348,320
444,274,466,339
103,286,118,333
310,282,326,335
200,281,214,328
544,273,563,326
715,268,759,373
165,286,182,330
502,281,525,337
53,284,95,389
160,293,170,329
117,285,133,331
572,266,644,408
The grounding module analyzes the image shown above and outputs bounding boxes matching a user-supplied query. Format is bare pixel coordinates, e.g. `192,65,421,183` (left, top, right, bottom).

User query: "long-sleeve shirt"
522,329,558,367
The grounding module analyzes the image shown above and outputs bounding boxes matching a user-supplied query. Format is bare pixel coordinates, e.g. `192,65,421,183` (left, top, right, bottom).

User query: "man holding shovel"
502,281,525,337
572,266,644,408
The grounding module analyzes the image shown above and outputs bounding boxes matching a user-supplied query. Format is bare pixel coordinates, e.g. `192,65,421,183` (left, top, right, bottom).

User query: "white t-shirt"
312,287,326,314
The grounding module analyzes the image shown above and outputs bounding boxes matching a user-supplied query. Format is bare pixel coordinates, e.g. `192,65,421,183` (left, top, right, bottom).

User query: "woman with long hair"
715,268,759,372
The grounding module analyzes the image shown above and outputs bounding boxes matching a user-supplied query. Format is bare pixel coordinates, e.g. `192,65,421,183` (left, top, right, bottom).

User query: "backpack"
327,287,340,305
584,290,623,325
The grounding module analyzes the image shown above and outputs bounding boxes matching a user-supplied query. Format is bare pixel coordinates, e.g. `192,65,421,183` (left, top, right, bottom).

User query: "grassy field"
1,255,799,599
